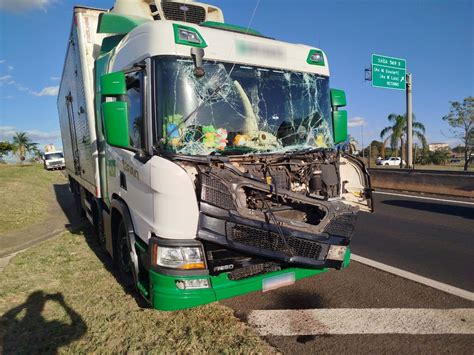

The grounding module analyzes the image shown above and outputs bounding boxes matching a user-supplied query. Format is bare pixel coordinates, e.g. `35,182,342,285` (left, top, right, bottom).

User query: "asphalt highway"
222,190,474,353
352,191,474,292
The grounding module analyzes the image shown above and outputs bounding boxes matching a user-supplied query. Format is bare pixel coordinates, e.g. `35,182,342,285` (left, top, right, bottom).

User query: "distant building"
44,144,57,153
428,143,450,152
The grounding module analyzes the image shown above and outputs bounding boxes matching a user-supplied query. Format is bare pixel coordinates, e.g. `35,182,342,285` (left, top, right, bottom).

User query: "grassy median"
0,164,66,234
0,227,272,353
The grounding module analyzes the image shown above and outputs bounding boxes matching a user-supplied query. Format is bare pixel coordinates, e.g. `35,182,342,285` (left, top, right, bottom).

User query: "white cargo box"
57,6,107,197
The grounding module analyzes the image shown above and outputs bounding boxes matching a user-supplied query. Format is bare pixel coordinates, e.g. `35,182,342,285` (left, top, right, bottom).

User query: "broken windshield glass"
153,56,333,156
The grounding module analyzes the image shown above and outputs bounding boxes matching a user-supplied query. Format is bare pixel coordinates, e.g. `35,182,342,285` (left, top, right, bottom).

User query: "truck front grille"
228,262,281,281
323,213,357,238
200,173,236,210
162,2,206,24
227,223,323,260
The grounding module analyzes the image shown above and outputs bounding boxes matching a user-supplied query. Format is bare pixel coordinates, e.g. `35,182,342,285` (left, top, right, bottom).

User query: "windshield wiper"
165,77,227,139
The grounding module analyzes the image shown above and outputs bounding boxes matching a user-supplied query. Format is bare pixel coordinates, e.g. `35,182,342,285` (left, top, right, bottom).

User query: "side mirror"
332,111,348,144
330,88,346,108
101,72,129,148
102,101,129,147
101,72,126,96
330,88,348,144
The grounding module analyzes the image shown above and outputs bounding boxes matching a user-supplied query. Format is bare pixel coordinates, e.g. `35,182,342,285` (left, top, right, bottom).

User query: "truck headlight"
154,246,205,270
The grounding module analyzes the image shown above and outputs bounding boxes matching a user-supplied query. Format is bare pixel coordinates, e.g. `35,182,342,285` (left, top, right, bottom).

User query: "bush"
416,148,451,165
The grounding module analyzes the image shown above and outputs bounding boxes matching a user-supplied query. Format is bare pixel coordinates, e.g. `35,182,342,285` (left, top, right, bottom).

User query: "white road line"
351,254,474,301
248,308,474,336
373,191,474,206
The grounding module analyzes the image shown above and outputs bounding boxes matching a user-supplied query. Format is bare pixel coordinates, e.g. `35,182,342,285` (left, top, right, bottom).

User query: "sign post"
370,54,413,168
406,73,413,168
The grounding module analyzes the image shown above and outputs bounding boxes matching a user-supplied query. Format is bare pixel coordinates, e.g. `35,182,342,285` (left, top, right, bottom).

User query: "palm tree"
11,132,38,162
380,113,427,164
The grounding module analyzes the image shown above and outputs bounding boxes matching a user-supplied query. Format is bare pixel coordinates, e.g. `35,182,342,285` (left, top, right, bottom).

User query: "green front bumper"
150,248,351,311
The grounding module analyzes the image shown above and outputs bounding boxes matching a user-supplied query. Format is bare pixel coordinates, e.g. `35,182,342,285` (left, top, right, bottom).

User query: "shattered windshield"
154,56,333,155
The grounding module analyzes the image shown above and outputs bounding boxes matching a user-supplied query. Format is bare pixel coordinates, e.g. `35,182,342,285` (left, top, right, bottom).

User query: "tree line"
355,96,473,170
0,132,40,163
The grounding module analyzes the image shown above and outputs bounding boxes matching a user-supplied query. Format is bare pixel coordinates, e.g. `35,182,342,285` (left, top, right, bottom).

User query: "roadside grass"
0,228,273,353
0,164,66,234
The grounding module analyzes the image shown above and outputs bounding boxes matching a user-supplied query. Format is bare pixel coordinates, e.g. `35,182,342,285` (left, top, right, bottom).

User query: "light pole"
406,73,413,168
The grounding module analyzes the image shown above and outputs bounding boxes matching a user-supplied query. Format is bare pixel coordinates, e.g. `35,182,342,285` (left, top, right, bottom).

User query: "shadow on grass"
0,291,87,354
52,183,149,309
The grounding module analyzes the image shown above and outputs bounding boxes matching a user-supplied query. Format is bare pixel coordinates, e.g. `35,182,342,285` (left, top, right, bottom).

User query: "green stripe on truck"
149,251,353,311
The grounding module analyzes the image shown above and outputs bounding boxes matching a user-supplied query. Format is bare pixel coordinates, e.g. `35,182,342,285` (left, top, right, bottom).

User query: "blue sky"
0,0,472,151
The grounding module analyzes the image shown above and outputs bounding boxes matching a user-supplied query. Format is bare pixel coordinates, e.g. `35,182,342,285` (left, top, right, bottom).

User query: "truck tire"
73,190,86,218
91,202,106,251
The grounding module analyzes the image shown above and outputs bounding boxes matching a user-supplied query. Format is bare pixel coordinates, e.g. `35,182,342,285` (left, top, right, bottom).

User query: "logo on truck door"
122,159,139,180
107,159,116,177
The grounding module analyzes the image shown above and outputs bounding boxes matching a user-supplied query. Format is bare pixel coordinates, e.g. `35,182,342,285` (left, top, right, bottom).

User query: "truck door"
105,69,154,239
66,93,81,176
339,153,373,212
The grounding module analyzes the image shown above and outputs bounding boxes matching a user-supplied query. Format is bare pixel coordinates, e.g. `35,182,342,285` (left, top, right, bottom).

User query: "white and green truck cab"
58,0,372,311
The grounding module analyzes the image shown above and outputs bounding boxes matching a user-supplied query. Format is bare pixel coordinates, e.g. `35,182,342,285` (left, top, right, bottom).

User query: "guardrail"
368,168,474,198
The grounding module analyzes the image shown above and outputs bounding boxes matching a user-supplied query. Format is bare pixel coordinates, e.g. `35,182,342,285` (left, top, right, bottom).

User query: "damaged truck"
58,0,373,311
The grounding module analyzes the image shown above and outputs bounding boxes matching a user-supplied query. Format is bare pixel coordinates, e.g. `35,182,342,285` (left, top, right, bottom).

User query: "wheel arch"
109,196,140,284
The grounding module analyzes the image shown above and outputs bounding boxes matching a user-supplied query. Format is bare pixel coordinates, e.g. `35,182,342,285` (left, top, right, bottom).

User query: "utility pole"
368,143,372,168
406,73,413,168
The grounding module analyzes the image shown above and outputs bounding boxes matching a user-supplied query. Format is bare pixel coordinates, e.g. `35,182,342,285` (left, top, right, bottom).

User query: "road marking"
248,308,474,336
351,254,474,301
373,191,474,206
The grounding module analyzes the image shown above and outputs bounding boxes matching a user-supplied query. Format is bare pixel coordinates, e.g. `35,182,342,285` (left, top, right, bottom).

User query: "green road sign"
372,54,406,90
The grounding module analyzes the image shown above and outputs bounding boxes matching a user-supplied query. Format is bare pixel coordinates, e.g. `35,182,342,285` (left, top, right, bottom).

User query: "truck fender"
110,198,140,286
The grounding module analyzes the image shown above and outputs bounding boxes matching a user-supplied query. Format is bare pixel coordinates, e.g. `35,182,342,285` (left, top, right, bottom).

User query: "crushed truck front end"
83,11,372,311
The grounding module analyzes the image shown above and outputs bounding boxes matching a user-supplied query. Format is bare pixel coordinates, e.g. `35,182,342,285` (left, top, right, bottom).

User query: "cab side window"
125,71,144,149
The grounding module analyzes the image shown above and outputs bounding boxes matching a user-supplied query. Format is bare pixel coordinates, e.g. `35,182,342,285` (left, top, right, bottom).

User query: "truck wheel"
73,191,86,217
115,219,134,286
92,202,106,251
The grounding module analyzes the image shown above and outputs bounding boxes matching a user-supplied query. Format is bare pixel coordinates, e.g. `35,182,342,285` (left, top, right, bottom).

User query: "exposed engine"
175,150,361,276
193,150,352,232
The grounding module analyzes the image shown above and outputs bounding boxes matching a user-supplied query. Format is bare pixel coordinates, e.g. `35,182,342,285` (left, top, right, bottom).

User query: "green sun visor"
97,13,149,35
200,21,262,37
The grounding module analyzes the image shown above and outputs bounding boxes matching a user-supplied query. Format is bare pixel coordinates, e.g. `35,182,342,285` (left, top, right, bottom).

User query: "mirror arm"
190,47,205,77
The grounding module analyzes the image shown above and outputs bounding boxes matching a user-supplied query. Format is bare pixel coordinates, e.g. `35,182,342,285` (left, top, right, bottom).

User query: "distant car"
43,151,65,170
380,157,406,166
